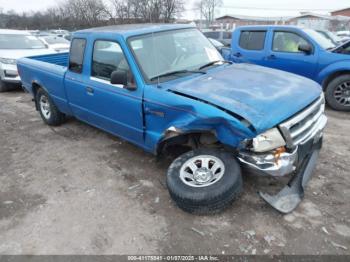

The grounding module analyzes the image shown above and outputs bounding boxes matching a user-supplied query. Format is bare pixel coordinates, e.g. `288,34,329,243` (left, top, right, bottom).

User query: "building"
215,15,291,30
331,7,350,17
289,13,333,30
215,12,350,31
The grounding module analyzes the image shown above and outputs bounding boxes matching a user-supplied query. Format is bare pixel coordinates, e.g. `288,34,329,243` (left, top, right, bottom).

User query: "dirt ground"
0,90,349,255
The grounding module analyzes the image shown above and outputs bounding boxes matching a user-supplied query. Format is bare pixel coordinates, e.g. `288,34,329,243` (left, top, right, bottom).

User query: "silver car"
0,29,55,92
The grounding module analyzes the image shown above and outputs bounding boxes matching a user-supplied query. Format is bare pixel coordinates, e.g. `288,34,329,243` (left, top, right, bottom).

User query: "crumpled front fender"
153,115,256,155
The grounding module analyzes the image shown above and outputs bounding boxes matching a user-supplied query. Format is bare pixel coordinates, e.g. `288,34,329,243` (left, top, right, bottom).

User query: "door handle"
266,54,276,60
86,86,94,94
233,52,242,57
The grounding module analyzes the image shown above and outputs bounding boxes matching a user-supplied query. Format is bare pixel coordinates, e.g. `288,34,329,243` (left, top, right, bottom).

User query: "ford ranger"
222,25,350,111
17,24,327,214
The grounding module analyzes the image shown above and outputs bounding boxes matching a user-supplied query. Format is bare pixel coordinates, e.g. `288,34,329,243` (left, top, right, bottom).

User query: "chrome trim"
239,94,327,178
279,94,326,147
238,147,298,177
297,114,327,145
90,76,124,88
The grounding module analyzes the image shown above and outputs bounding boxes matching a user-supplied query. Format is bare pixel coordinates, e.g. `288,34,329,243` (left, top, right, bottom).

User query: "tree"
0,0,184,30
162,0,184,22
196,0,222,26
108,0,183,23
58,0,109,28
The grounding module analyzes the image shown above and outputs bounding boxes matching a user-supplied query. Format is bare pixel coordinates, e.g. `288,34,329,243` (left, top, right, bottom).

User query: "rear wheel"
325,75,350,111
36,88,65,126
166,148,243,215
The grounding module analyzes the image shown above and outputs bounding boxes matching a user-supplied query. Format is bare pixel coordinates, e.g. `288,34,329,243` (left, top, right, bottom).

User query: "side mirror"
110,70,136,91
298,43,312,54
111,70,127,86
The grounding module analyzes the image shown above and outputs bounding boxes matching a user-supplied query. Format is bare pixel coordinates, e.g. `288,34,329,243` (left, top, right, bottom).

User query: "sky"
0,0,349,19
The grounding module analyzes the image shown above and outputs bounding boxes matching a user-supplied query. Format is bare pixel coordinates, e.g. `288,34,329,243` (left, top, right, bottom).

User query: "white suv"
0,29,55,92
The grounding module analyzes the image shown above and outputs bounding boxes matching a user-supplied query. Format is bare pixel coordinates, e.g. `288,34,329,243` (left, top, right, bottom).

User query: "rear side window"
239,31,266,50
69,38,86,73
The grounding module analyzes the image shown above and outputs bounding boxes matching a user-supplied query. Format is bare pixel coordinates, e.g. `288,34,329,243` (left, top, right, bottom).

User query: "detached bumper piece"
259,139,322,214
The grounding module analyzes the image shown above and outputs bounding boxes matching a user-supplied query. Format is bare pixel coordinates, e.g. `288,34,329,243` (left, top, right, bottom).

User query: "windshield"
129,28,223,82
43,36,69,45
0,34,46,49
317,30,341,45
325,31,342,43
303,29,336,50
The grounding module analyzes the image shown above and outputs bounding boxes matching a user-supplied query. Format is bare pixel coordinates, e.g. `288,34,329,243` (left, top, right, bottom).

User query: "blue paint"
17,24,322,155
225,25,350,87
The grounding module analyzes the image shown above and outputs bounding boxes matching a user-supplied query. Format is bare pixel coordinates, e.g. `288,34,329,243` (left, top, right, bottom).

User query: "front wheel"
36,88,66,126
166,148,243,214
325,75,350,111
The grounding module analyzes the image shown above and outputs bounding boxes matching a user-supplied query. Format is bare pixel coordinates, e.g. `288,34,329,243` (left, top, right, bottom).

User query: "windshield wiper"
198,60,232,70
150,70,206,81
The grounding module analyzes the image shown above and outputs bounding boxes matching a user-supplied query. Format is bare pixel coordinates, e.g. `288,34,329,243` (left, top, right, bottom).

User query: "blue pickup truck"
17,24,327,214
222,25,350,111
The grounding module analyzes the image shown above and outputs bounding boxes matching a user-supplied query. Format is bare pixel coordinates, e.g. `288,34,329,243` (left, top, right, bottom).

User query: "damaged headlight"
251,128,286,153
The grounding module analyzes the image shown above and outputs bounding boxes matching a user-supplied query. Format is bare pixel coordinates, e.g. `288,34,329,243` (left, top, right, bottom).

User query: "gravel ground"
0,90,349,255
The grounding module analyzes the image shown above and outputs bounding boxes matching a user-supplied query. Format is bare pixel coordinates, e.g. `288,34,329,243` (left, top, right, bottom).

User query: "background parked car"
223,26,350,111
0,29,55,92
336,30,350,42
316,30,345,45
203,30,232,46
208,38,225,52
49,29,70,35
39,35,70,52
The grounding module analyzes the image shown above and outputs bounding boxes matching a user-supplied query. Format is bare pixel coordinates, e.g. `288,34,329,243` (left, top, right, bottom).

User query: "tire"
0,80,8,92
166,148,243,215
325,74,350,111
36,88,65,126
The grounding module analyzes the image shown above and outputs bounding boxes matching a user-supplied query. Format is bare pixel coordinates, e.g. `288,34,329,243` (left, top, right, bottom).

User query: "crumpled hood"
165,63,322,133
0,48,55,60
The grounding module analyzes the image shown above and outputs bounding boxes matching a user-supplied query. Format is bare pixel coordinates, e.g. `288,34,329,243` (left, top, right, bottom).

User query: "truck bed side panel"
17,53,72,115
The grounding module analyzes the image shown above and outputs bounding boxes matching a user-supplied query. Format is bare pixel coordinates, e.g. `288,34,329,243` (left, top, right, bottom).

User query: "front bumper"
260,138,323,213
237,114,327,178
1,64,20,83
237,113,327,213
238,147,298,177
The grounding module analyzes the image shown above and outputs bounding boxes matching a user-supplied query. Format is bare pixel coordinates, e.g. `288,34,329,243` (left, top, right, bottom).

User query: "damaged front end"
237,94,327,213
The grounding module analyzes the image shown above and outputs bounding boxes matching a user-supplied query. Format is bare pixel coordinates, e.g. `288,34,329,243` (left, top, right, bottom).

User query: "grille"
279,94,327,147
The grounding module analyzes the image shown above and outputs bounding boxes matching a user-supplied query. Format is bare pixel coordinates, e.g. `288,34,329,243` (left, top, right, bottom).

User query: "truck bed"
30,52,69,67
17,52,71,115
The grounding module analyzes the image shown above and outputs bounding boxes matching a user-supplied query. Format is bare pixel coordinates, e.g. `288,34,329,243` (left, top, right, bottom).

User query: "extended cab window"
69,38,86,73
273,32,309,53
239,31,266,50
92,40,134,85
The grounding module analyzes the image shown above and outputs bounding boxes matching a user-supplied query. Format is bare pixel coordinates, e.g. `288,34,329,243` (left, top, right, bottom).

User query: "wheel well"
157,131,221,157
323,71,350,90
32,82,42,110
